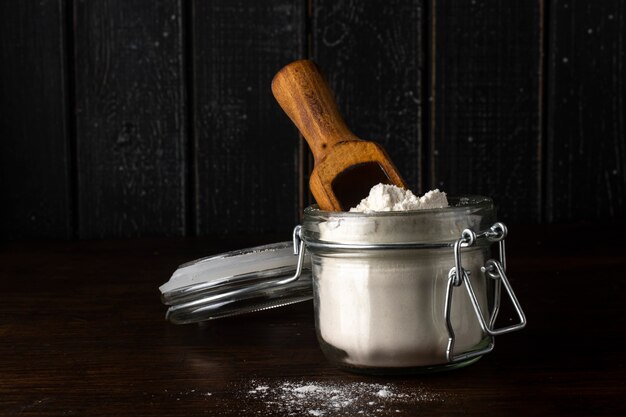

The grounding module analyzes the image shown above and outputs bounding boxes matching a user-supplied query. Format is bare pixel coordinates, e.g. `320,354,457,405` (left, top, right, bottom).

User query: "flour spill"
242,379,446,416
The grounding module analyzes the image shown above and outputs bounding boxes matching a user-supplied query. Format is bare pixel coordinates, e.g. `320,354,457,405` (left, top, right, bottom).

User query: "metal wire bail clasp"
444,222,527,363
276,225,307,285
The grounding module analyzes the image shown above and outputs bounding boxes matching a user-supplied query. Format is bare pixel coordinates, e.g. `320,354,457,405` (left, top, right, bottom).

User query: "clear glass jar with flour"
299,195,526,374
160,193,526,374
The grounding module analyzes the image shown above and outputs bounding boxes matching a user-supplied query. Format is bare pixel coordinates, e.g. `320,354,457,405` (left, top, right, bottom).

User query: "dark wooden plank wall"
193,0,304,234
1,1,625,240
74,0,187,238
0,0,72,239
547,0,625,222
431,0,543,223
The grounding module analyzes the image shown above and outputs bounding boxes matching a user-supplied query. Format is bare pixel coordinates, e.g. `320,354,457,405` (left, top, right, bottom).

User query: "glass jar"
160,195,525,375
299,196,525,374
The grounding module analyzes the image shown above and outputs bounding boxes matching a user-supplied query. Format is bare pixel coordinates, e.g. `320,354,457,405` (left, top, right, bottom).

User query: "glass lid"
160,241,312,324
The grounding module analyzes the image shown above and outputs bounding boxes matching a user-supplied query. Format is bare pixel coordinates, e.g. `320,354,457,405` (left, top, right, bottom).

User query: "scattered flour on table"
350,184,448,212
376,389,392,398
241,379,447,416
155,379,451,415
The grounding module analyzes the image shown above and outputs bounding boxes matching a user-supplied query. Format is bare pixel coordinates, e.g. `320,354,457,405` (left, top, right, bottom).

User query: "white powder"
314,187,489,369
376,389,392,398
243,380,446,416
295,385,322,393
350,184,448,212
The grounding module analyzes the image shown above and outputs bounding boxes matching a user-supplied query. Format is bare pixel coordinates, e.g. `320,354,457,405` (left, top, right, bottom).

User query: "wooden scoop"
272,60,407,211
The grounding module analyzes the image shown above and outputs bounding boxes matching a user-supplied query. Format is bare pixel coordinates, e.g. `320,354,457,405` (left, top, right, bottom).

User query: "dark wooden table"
1,224,625,416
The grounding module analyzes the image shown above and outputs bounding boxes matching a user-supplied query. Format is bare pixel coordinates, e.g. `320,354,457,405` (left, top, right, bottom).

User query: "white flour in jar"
350,184,448,212
315,185,488,368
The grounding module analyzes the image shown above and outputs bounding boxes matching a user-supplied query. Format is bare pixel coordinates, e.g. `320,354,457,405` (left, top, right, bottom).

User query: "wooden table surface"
1,224,625,416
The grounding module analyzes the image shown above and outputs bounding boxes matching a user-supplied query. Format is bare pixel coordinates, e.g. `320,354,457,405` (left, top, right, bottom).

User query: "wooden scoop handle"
272,60,359,164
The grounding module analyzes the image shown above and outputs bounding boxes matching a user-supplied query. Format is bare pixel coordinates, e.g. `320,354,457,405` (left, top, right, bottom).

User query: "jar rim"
301,195,497,247
303,195,493,217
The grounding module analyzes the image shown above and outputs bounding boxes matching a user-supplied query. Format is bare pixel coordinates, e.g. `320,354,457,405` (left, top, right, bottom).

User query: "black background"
1,0,624,240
